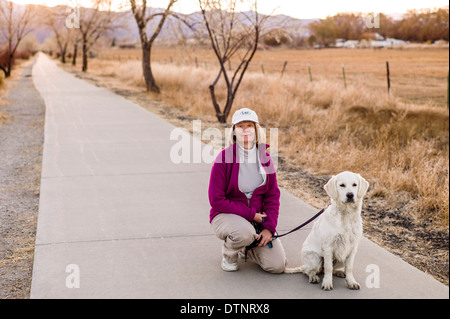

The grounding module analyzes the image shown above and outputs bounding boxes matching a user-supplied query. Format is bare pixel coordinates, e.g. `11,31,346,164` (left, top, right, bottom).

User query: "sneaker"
221,258,238,272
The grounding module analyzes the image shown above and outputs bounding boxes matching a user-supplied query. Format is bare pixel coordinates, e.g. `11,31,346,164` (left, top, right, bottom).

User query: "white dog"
285,171,369,291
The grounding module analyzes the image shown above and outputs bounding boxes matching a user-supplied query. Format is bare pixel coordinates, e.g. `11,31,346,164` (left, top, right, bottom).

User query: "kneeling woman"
208,108,286,273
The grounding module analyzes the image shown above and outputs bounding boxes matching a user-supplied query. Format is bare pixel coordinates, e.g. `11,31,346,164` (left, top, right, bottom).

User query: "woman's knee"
228,223,256,246
262,258,286,274
259,241,287,274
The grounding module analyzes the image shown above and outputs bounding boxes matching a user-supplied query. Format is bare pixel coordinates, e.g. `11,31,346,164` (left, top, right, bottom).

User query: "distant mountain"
26,4,315,45
90,8,315,44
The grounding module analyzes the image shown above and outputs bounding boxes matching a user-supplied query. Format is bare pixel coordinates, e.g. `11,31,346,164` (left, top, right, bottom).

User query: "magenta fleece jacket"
208,143,281,235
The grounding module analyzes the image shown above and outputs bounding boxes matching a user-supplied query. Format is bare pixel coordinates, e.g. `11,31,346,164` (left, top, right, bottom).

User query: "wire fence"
97,48,449,107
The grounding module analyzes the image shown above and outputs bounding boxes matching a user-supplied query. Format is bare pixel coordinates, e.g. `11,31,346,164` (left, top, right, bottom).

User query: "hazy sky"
10,0,450,19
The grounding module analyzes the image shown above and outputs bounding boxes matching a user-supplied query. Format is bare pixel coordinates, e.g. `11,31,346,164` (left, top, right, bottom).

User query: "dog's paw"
308,274,320,284
321,279,333,291
346,280,361,290
333,270,346,278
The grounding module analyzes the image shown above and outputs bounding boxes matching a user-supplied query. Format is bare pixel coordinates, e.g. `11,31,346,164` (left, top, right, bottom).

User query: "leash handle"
272,208,325,239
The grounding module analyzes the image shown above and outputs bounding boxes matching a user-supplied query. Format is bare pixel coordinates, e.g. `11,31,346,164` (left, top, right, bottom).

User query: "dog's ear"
357,174,370,198
324,175,338,201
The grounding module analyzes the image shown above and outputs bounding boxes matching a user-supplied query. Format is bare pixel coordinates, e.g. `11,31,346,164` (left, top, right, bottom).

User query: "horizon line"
10,1,450,21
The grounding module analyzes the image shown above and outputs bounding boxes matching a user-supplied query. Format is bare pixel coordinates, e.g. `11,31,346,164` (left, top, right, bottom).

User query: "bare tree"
0,0,36,78
129,0,178,93
72,32,81,66
199,0,265,123
42,5,75,64
78,0,114,72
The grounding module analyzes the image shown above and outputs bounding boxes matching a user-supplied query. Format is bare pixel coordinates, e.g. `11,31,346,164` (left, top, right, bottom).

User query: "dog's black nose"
346,193,354,200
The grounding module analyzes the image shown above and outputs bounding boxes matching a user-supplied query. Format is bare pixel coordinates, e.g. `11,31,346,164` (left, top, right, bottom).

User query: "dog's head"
324,171,369,205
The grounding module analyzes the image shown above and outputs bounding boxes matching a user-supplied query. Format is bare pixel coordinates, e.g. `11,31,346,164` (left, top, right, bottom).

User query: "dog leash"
272,208,325,239
244,208,325,261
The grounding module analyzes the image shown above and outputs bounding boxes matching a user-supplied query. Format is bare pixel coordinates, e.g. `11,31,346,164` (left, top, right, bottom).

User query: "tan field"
99,46,449,106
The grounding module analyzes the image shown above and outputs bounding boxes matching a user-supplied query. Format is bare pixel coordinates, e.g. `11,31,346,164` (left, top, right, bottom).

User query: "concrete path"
30,53,448,299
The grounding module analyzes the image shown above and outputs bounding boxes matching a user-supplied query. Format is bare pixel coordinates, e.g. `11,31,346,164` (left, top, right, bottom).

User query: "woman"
208,108,286,273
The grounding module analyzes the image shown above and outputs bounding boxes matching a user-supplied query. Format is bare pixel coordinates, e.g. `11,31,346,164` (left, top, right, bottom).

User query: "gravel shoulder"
0,58,45,299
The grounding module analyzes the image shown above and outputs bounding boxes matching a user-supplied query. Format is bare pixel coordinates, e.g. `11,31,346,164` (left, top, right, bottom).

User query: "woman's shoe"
221,258,238,271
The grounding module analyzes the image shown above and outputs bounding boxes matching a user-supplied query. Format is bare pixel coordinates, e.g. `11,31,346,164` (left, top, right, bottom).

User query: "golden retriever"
285,171,369,290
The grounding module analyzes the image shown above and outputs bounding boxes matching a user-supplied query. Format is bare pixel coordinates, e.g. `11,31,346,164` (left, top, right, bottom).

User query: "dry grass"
71,47,450,227
0,73,10,124
0,58,30,125
100,46,449,106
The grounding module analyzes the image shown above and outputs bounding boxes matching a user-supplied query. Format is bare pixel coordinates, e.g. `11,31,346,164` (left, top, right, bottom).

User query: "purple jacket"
208,143,281,235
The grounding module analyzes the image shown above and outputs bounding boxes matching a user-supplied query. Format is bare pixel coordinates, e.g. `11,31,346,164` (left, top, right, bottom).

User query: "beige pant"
211,213,286,274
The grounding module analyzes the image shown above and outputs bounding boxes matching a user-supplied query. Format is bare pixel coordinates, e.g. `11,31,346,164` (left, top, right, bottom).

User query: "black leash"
244,208,325,261
272,208,325,239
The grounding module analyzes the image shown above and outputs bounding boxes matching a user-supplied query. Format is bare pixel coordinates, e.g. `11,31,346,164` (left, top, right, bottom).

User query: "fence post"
260,62,265,75
386,61,391,95
307,63,313,82
280,61,288,77
342,63,347,89
195,57,198,68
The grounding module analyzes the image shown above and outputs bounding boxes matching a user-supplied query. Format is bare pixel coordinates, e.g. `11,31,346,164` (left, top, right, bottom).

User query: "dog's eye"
352,183,357,187
339,184,345,188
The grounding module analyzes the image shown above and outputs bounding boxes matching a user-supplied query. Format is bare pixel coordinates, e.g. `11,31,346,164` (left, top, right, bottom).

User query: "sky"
9,0,450,19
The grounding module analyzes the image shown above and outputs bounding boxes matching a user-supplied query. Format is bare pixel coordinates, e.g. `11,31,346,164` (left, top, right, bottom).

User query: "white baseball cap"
231,108,259,125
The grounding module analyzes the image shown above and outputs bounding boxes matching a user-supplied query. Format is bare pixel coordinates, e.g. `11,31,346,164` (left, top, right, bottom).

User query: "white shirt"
237,143,267,199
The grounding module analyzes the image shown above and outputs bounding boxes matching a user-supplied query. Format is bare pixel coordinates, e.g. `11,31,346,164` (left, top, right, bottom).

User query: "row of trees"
0,0,116,77
2,1,448,122
392,7,449,42
1,0,265,124
310,7,449,47
0,0,35,77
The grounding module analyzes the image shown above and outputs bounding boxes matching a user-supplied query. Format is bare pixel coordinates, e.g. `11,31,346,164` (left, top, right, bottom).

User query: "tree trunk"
6,54,12,78
209,84,234,124
60,43,68,64
209,74,235,124
0,65,7,78
82,42,88,72
142,45,160,93
223,89,234,122
61,51,66,64
72,43,77,66
209,84,223,122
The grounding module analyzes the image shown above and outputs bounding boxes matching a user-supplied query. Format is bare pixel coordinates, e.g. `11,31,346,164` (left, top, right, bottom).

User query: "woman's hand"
257,229,273,247
253,212,272,246
253,212,267,223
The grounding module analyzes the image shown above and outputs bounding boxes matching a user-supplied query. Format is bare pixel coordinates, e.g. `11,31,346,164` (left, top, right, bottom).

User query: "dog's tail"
284,265,305,274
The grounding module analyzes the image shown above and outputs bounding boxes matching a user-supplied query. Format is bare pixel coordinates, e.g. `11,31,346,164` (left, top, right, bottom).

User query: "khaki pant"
211,213,286,274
